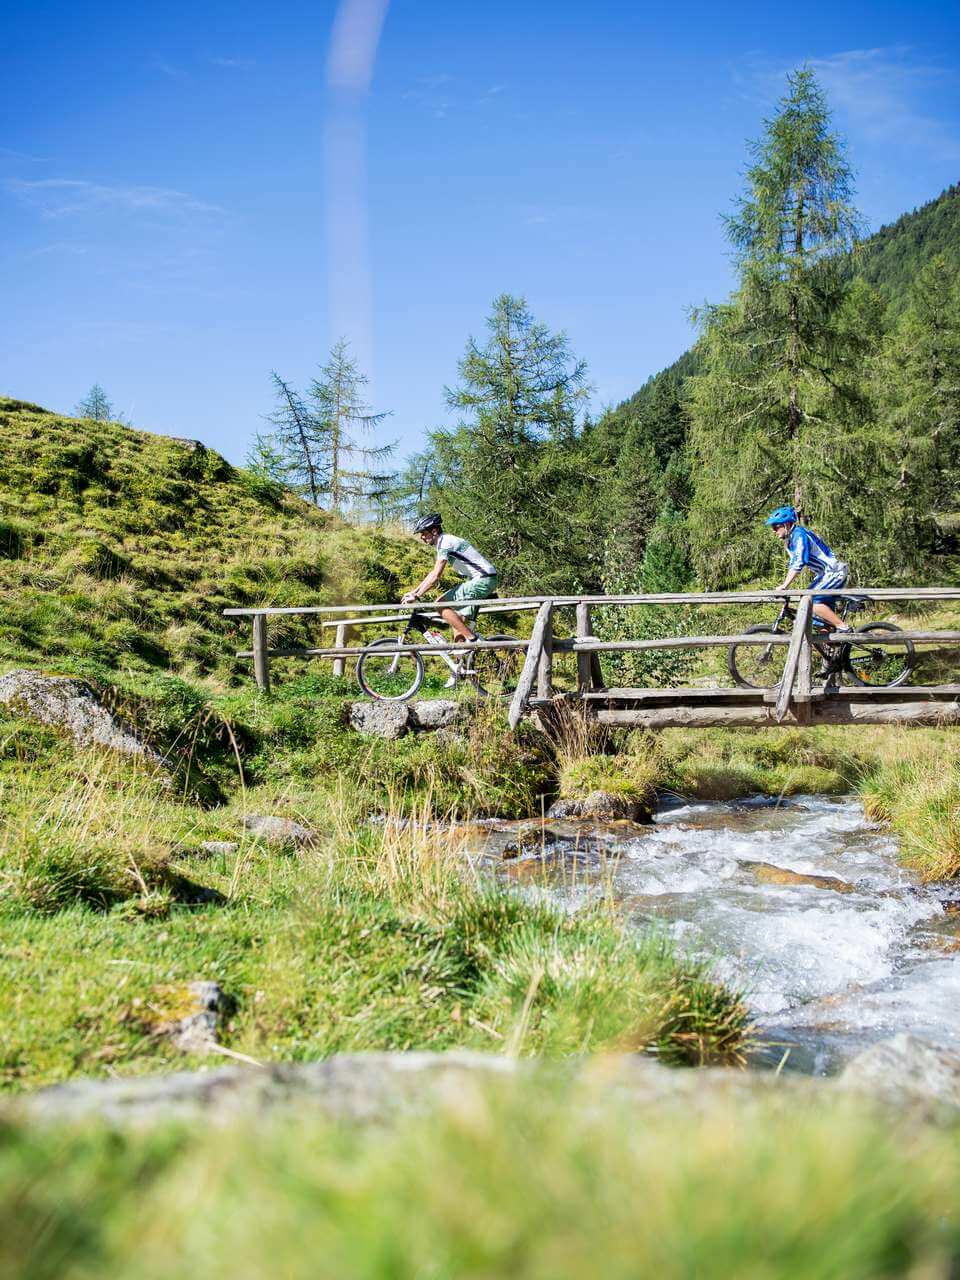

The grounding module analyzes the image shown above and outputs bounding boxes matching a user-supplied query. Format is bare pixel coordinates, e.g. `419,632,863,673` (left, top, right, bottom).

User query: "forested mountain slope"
599,183,960,454
0,398,424,681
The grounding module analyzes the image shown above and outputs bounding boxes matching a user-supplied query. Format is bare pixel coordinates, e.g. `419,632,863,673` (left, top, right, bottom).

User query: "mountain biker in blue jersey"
766,506,853,635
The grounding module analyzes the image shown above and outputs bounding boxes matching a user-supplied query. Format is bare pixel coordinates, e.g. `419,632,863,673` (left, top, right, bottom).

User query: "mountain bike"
356,610,523,702
727,595,916,690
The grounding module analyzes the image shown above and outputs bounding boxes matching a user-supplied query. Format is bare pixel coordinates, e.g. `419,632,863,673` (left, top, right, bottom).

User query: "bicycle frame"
382,614,472,680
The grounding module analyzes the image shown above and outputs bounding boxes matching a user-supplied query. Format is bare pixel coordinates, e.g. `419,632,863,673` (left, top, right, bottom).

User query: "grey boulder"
243,815,317,847
839,1034,960,1110
348,701,410,739
408,700,466,731
0,669,166,769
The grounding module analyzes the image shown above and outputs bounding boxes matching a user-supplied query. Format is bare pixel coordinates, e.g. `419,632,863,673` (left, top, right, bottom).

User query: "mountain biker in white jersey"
765,506,853,635
402,514,498,644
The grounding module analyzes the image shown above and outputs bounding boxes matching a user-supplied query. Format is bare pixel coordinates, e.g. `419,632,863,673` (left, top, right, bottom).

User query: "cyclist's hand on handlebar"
401,592,418,605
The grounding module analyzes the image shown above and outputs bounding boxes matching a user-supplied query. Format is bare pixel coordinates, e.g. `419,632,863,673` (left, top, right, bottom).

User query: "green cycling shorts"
438,575,498,622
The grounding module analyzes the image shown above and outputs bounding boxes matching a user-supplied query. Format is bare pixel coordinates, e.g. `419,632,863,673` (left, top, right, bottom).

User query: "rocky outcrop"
838,1034,960,1111
12,1051,811,1127
548,790,651,823
0,669,165,769
243,815,317,848
12,1038,960,1128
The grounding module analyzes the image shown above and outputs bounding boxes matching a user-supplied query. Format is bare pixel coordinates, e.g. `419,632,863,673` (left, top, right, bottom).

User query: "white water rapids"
486,796,960,1074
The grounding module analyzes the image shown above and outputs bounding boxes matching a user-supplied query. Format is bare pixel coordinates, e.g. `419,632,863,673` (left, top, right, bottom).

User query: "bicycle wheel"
470,635,524,699
728,626,789,689
843,622,915,688
356,636,424,701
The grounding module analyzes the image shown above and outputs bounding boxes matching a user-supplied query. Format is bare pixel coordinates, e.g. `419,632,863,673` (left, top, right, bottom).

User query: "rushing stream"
477,796,960,1074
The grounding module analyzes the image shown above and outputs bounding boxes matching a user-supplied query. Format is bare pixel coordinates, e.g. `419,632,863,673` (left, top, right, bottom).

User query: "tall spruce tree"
687,69,896,586
426,294,591,593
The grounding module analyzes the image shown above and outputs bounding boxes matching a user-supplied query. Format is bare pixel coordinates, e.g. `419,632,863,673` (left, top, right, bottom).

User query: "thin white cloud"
150,56,187,80
0,145,47,163
7,178,226,220
402,74,454,118
211,56,255,70
738,47,960,163
22,241,90,258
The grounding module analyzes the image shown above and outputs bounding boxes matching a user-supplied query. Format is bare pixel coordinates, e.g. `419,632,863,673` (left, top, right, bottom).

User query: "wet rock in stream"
742,861,856,894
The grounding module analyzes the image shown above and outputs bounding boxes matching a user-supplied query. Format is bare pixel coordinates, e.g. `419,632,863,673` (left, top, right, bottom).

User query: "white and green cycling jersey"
436,533,496,581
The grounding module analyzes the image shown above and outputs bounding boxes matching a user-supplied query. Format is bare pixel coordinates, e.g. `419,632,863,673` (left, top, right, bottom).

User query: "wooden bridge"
224,587,960,731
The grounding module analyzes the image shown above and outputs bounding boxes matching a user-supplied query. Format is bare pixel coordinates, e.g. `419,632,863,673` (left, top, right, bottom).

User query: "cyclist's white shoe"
444,676,456,689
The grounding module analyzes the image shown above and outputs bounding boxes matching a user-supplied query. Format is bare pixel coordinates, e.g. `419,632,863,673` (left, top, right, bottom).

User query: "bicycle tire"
842,622,915,688
470,635,524,700
727,625,789,690
356,636,425,702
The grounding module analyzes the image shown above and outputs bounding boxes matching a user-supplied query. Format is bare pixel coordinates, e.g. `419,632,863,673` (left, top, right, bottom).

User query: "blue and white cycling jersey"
786,526,844,578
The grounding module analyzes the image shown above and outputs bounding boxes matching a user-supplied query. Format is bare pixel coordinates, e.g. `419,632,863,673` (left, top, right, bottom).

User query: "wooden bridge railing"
223,588,960,729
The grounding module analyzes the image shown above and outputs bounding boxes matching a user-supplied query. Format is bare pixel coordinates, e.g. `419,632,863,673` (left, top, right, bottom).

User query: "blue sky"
2,0,959,465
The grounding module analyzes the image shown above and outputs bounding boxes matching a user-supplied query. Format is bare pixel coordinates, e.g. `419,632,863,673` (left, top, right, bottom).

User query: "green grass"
0,763,749,1089
0,398,429,683
3,1083,960,1279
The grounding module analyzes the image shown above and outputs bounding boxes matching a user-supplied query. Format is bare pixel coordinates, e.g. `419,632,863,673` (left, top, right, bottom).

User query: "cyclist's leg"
438,576,496,642
810,571,851,633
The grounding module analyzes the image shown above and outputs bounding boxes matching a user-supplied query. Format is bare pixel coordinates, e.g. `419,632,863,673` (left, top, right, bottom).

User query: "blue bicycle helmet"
765,505,798,526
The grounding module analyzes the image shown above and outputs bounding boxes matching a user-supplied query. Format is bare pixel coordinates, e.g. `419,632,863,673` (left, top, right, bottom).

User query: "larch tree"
75,384,121,423
265,373,327,506
263,342,394,514
686,68,896,585
307,339,394,516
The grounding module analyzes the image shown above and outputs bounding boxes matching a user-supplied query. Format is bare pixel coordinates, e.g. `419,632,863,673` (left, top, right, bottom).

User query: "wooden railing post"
252,614,271,694
575,601,604,692
794,608,813,724
508,600,553,729
537,602,554,701
332,622,347,679
774,594,812,723
576,602,592,692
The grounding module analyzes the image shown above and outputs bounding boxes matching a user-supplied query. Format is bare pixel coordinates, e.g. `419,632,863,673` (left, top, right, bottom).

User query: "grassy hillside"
0,397,426,682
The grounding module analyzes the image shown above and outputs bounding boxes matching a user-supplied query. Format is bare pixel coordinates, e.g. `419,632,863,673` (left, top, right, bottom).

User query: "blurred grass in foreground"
2,1081,959,1279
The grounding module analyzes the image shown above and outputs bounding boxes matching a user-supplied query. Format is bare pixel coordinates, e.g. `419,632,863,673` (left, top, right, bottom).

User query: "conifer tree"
687,69,888,585
427,294,591,592
264,342,394,514
265,373,326,506
874,255,960,529
307,339,395,515
75,384,121,422
602,426,663,588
